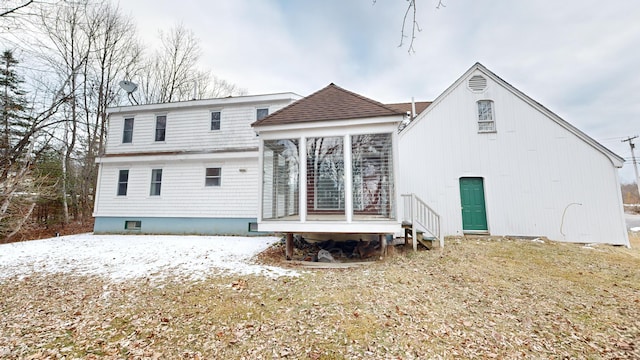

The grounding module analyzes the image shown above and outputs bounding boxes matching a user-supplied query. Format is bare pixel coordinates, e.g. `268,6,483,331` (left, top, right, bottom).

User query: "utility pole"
622,135,640,199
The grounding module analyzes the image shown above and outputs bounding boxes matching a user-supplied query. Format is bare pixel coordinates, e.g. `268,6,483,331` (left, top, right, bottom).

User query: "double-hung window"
122,118,134,143
477,100,496,133
150,169,162,196
117,170,129,196
205,167,221,186
211,111,221,131
155,115,166,141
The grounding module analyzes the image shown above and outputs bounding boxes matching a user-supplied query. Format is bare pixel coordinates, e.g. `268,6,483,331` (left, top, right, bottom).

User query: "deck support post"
285,233,294,260
379,234,387,258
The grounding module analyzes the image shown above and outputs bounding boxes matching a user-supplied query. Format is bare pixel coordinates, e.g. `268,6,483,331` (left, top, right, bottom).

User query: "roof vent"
468,75,487,92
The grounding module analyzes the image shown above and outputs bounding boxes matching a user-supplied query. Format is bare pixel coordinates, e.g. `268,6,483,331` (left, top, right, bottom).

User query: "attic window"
477,100,496,133
468,75,487,92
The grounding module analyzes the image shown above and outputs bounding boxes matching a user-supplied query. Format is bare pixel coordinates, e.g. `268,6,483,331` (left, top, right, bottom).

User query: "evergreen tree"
0,49,29,170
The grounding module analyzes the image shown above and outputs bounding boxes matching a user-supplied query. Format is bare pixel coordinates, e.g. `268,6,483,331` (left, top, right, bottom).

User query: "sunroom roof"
251,83,405,127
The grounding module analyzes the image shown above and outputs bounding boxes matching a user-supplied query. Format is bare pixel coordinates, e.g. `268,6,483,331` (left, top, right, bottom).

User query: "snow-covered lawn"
0,233,298,281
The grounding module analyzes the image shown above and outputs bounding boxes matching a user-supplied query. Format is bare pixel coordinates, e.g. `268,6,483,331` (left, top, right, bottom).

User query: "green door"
459,177,488,232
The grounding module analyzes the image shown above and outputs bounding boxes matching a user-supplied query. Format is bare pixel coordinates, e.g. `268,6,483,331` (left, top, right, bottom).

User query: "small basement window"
248,222,258,232
125,220,141,230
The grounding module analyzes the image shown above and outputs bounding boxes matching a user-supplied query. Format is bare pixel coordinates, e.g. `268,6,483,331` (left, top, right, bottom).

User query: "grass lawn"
1,233,639,359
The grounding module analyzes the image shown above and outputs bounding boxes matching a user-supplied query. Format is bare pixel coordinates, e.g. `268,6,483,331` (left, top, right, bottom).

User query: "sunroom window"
306,137,345,220
262,139,299,220
351,133,395,220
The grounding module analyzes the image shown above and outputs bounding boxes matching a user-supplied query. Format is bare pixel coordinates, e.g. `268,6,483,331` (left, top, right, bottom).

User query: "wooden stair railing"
401,193,443,251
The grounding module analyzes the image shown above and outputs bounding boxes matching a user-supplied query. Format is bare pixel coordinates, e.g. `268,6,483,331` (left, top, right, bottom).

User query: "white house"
93,92,301,235
93,63,629,247
398,63,629,246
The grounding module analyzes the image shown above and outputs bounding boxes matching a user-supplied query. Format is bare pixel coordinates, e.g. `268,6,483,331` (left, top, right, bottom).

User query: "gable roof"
252,83,405,127
401,62,625,168
386,101,432,117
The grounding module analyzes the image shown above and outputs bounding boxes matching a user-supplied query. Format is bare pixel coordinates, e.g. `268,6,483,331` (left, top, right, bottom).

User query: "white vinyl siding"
94,158,259,218
105,102,292,155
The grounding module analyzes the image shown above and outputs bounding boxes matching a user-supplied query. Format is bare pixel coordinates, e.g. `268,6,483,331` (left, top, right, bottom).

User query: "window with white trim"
477,100,496,133
122,118,134,143
150,169,162,196
211,111,221,130
205,167,221,186
256,108,269,121
155,115,166,141
117,169,129,196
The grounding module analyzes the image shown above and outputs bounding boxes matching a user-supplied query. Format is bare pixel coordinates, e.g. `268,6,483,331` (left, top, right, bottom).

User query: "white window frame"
477,100,496,133
155,114,167,142
122,117,134,143
150,169,162,196
256,107,269,121
210,110,221,131
205,167,222,187
117,169,129,196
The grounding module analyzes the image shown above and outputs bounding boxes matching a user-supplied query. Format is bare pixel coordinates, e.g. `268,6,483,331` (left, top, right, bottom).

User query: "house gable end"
401,63,624,168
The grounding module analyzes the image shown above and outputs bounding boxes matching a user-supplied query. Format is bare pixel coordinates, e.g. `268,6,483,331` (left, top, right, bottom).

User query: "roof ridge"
327,83,405,115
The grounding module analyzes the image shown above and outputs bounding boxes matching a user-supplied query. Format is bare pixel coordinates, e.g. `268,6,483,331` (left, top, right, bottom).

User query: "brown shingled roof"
251,83,405,127
385,101,432,117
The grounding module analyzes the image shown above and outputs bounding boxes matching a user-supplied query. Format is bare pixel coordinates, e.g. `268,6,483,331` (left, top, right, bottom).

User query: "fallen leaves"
1,238,640,358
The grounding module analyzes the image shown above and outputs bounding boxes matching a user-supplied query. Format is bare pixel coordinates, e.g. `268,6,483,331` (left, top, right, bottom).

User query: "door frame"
459,177,489,234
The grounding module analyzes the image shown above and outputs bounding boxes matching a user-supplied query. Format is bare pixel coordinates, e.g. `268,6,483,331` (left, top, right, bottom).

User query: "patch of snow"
630,227,640,232
0,233,299,282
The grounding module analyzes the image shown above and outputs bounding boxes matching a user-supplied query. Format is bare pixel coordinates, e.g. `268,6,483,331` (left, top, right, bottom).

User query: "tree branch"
0,0,34,18
397,0,446,53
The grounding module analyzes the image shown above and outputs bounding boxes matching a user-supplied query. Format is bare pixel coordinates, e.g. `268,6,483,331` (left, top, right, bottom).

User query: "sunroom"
252,84,407,256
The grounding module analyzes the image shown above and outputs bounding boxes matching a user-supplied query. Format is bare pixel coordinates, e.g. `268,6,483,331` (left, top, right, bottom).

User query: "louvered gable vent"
468,75,487,92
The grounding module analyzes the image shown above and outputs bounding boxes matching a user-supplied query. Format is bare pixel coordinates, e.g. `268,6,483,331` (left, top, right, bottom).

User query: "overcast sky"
118,0,640,183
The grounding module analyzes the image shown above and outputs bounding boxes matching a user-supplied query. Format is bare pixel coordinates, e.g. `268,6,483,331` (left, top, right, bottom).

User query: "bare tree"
0,50,71,240
0,0,60,34
77,1,141,219
137,23,245,104
37,0,142,223
40,0,97,223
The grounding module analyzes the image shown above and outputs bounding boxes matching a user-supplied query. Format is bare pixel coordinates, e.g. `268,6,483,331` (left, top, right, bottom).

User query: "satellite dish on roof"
119,80,138,94
119,80,139,105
